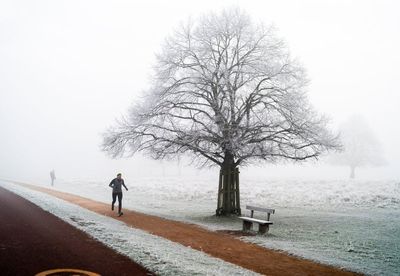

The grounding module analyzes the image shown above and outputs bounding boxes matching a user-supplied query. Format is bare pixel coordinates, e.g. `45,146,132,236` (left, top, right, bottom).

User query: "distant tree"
102,9,339,216
329,115,385,179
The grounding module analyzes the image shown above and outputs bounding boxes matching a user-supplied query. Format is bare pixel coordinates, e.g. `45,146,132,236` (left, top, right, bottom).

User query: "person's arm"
109,179,114,188
122,180,128,191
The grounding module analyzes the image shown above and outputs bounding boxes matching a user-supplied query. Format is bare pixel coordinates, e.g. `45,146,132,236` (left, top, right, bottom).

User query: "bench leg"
259,224,269,234
242,220,253,232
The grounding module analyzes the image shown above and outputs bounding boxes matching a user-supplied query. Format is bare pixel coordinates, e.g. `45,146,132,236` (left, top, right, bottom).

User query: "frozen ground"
0,180,259,276
6,175,400,275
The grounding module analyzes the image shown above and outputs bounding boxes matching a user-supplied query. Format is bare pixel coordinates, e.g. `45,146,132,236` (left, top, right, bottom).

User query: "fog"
1,0,399,183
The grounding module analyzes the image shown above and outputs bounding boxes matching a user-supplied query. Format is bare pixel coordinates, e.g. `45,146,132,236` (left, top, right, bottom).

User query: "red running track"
0,186,153,276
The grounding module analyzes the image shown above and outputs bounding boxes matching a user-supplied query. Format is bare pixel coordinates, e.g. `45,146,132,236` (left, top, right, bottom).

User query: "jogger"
109,173,128,216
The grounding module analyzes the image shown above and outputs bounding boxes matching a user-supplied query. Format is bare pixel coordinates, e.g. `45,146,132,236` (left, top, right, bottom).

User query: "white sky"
1,0,399,182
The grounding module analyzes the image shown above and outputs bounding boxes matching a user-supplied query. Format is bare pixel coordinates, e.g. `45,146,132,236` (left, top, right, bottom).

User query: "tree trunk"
216,153,241,216
350,166,356,179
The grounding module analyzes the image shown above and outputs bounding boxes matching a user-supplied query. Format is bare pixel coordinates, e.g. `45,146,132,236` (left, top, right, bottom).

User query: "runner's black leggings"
112,192,123,213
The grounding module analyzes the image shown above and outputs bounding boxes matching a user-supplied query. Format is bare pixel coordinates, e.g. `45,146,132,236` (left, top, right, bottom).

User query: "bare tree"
329,114,385,179
102,9,339,216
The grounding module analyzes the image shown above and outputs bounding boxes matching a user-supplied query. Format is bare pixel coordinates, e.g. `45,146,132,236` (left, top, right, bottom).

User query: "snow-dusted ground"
0,180,259,276
4,175,400,275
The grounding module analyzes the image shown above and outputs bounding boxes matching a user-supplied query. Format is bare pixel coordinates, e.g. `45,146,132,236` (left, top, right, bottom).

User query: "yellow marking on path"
35,268,100,276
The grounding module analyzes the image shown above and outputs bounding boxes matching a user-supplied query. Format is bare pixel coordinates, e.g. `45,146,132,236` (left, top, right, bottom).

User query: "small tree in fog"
330,115,385,179
102,9,339,216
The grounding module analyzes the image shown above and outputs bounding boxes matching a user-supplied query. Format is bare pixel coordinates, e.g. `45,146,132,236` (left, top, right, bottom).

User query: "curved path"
10,181,361,276
0,186,152,276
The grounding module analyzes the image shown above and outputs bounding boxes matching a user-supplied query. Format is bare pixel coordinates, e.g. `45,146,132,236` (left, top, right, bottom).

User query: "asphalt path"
0,186,153,276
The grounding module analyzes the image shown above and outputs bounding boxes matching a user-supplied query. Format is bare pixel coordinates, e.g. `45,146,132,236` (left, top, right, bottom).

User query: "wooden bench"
238,205,275,234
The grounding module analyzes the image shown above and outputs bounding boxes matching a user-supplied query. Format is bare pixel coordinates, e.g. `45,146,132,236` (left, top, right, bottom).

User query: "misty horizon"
1,1,399,182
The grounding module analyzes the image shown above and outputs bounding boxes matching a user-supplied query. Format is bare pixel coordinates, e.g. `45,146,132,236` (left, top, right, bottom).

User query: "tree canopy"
102,9,339,168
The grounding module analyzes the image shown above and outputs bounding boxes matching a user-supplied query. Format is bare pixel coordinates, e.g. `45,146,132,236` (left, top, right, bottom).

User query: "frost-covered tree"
330,115,385,179
102,9,339,216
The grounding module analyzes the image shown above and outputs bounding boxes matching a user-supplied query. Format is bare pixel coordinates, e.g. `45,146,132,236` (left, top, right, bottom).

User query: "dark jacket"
109,178,127,193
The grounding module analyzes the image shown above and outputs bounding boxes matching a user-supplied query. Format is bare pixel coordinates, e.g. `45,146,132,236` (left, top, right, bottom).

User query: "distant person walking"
109,173,128,216
50,170,56,186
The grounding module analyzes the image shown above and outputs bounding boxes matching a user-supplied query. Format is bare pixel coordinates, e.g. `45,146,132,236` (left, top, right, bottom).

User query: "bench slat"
246,205,275,214
238,217,273,225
